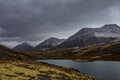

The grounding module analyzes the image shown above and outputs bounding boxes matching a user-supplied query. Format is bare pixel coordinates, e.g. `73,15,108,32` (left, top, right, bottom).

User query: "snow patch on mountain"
35,37,65,50
95,32,120,38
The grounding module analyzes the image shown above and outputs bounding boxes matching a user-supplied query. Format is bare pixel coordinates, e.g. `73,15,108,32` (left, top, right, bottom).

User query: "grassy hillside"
0,44,96,80
0,61,96,80
32,41,120,61
0,45,32,60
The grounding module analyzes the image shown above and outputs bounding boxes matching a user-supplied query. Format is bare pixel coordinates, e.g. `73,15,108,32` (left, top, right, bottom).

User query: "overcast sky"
0,0,120,47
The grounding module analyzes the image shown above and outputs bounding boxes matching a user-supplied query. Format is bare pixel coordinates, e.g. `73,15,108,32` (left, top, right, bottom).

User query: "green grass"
0,42,98,80
0,61,96,80
0,45,32,61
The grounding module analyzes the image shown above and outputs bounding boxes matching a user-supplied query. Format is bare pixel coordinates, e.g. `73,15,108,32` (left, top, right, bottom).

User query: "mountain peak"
21,42,31,46
47,37,60,41
102,24,120,29
13,42,33,52
48,37,58,39
79,28,93,32
57,24,120,48
35,37,65,50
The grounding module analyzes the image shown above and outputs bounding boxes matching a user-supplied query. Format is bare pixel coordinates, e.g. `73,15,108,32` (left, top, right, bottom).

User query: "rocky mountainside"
13,42,33,52
57,24,120,48
34,37,65,50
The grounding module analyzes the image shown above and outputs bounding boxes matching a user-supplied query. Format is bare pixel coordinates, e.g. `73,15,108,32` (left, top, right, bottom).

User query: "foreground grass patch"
0,61,96,80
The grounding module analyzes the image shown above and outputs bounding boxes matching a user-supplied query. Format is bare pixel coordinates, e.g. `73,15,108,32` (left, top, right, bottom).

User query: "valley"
0,44,96,80
30,41,120,62
0,0,120,79
0,24,120,80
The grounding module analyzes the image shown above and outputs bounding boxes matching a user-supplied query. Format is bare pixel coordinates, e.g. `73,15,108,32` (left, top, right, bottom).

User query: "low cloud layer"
0,0,120,47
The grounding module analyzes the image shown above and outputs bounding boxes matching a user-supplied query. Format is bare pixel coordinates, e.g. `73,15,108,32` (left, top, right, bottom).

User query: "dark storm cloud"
0,0,120,47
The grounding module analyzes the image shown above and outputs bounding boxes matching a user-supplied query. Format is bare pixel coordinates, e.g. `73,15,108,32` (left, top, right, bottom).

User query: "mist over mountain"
57,24,120,48
13,42,33,52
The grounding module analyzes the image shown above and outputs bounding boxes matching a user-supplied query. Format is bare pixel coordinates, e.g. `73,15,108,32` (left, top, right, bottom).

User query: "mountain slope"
35,37,65,50
73,41,120,61
0,61,95,80
57,24,120,48
0,44,31,60
33,41,120,61
13,42,33,52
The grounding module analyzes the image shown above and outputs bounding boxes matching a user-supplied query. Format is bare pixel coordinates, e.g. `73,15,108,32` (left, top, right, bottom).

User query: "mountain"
0,44,31,60
35,37,65,50
57,24,120,48
13,42,33,52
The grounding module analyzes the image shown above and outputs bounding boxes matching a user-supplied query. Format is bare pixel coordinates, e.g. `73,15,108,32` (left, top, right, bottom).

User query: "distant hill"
33,41,120,61
0,44,31,60
57,24,120,48
34,37,65,50
13,42,33,52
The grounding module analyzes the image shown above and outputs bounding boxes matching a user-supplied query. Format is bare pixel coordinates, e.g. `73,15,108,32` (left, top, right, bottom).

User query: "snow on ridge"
95,32,120,38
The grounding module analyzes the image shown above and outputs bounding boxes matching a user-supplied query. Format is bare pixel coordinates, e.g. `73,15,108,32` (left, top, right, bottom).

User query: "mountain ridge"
57,24,120,48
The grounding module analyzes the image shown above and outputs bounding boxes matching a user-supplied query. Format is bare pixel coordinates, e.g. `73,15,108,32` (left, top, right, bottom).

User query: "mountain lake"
36,60,120,80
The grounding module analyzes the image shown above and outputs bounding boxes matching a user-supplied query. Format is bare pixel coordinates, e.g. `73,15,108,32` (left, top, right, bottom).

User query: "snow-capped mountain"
94,24,120,38
34,37,65,50
13,42,33,52
57,24,120,48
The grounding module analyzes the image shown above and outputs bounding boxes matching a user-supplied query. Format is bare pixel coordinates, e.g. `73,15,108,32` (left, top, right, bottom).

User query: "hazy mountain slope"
13,42,33,52
57,24,120,48
0,44,31,60
35,37,65,50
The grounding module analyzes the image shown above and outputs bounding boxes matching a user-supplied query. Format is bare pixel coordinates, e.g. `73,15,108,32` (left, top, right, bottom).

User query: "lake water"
37,60,120,80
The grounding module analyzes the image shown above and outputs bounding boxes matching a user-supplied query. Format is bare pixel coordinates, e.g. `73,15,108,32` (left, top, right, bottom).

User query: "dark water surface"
37,60,120,80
